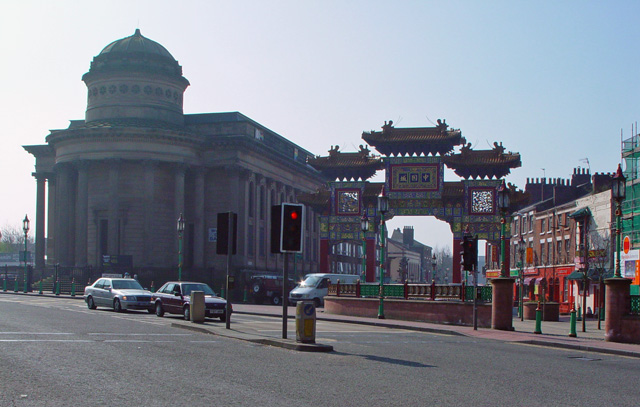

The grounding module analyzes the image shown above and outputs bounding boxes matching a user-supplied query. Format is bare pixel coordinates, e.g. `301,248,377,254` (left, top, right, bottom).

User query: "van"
289,273,360,307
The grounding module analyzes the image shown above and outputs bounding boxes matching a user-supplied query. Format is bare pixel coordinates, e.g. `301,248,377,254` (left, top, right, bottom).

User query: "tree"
0,223,34,253
588,230,611,330
433,245,453,284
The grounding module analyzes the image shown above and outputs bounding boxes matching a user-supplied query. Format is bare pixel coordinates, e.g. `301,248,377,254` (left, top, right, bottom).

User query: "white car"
84,277,154,313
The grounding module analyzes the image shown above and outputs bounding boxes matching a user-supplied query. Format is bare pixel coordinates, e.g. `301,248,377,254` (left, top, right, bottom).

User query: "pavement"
3,290,640,357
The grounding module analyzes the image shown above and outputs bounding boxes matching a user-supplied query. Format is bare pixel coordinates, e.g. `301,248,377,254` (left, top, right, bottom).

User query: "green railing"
330,282,492,302
631,295,640,316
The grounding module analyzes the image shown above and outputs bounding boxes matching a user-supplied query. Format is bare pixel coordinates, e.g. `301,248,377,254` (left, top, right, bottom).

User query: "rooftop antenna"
579,158,590,173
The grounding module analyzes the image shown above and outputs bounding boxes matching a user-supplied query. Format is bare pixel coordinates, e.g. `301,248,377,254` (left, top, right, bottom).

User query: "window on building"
540,244,545,265
540,219,545,234
529,214,533,232
565,239,571,260
557,240,562,263
548,217,552,232
259,186,265,220
548,242,553,264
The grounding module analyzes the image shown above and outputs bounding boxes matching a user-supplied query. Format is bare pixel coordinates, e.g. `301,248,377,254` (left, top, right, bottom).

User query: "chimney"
403,226,414,246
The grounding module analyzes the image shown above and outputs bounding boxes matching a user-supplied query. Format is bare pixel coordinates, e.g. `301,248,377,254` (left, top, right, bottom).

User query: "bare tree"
433,245,453,284
0,223,34,253
588,230,611,330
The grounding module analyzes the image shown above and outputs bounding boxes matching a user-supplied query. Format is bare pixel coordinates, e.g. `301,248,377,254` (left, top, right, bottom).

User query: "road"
0,294,638,406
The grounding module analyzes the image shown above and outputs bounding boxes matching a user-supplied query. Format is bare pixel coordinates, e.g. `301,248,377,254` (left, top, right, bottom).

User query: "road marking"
88,333,191,336
0,339,93,342
0,332,73,335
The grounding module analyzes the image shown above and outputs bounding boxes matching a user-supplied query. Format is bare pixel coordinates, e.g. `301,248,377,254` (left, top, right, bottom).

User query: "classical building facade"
24,30,326,284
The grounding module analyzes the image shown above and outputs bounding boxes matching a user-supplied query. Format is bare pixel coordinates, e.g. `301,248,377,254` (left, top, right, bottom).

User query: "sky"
1,1,638,253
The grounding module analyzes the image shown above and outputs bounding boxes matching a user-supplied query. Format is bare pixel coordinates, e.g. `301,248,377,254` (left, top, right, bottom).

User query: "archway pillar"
452,237,462,284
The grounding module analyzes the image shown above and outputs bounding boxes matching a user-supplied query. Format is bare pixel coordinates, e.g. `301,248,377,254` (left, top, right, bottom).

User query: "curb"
170,322,333,353
521,340,640,359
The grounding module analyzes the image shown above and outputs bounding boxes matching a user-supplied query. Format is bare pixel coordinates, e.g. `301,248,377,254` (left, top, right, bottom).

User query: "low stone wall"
523,302,559,321
324,297,492,328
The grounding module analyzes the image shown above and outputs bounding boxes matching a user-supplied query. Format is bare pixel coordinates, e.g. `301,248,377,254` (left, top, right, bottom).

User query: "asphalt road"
0,295,638,406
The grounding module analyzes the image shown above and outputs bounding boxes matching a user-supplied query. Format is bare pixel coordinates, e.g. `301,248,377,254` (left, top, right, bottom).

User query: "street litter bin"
190,290,205,323
296,301,316,343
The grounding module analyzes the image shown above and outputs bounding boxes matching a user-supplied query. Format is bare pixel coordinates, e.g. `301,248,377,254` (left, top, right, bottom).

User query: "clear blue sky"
1,1,638,252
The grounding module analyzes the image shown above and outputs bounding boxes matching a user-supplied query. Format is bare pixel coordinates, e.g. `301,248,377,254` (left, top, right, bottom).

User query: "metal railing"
631,295,640,316
328,281,492,303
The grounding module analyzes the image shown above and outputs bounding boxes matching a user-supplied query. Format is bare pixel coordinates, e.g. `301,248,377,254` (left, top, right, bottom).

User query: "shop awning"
568,207,591,219
524,277,534,285
566,270,587,280
534,277,545,285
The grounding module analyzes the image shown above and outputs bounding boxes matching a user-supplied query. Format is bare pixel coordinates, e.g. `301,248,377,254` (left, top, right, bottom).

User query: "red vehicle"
152,281,231,321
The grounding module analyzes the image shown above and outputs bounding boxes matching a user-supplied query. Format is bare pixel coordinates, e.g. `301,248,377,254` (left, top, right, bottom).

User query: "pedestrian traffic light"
281,203,304,253
462,235,477,271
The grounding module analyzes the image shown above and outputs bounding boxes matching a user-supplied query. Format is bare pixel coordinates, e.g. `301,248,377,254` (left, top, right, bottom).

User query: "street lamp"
377,188,389,319
497,179,510,278
23,215,30,292
431,254,437,283
518,236,526,321
361,213,369,282
612,164,626,278
177,213,185,281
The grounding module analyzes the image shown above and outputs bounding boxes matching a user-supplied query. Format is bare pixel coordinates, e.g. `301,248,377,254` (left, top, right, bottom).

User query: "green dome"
99,29,175,60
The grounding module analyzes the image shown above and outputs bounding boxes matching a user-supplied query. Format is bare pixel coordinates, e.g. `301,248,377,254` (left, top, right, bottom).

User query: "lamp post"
518,236,526,321
23,215,30,293
612,164,626,278
177,213,185,282
361,213,369,282
431,254,437,283
377,188,389,319
497,180,510,278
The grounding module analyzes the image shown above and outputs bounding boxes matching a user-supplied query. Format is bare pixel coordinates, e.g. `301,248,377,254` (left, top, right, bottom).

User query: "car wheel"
87,296,97,310
313,298,321,308
155,302,164,317
113,298,123,313
183,306,190,321
272,295,281,305
252,283,262,294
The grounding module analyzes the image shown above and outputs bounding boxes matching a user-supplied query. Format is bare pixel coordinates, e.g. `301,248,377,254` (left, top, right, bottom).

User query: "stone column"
108,160,120,255
143,161,157,265
74,162,89,267
33,172,47,270
491,277,515,331
604,277,632,343
55,164,74,266
194,169,205,267
47,176,56,264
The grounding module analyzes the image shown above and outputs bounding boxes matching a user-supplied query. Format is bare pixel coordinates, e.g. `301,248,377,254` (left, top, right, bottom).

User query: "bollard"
296,301,316,344
569,306,577,337
14,277,19,292
23,275,28,293
576,305,582,321
55,278,60,296
39,279,43,295
71,278,76,297
534,301,542,334
243,286,248,303
190,291,205,323
52,279,56,294
3,278,6,292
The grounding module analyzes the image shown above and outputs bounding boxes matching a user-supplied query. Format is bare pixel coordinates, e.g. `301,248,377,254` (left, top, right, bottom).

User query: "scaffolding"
622,127,640,247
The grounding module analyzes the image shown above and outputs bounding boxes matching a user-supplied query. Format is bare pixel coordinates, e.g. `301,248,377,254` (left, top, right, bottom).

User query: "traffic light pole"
282,252,289,339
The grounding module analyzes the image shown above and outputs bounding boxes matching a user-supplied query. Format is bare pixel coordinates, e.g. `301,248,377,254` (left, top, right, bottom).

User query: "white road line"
88,333,191,336
0,332,73,335
0,339,93,342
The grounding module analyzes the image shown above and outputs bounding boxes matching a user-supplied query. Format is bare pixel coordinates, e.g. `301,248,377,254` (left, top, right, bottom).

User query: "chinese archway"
299,119,522,283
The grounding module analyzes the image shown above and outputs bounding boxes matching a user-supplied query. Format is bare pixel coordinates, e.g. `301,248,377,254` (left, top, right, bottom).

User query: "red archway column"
452,237,462,284
320,239,330,273
366,238,376,282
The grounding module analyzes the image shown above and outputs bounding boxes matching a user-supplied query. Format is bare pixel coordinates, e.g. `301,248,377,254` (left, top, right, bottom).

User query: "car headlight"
122,296,136,301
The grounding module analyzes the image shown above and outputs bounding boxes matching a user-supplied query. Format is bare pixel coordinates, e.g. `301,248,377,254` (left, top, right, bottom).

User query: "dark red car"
151,281,231,321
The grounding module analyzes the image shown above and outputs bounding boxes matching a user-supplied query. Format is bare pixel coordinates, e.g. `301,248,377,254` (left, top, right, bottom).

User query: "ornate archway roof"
361,119,464,156
307,145,383,181
443,142,521,179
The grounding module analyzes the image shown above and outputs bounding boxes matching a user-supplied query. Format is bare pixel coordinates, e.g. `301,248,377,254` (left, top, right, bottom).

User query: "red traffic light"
290,211,299,220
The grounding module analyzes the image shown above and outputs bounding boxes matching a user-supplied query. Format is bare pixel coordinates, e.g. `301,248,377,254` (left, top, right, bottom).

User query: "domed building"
24,30,325,286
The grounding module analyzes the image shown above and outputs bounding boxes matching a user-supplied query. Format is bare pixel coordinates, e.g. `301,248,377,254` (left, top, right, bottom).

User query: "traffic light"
216,212,237,255
462,235,477,271
281,203,304,253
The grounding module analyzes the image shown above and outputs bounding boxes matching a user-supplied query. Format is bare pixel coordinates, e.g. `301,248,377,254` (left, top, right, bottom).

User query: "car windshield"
112,280,144,290
182,283,216,297
299,276,322,288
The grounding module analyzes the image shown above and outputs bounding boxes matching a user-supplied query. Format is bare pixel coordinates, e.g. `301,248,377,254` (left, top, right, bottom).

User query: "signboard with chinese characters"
335,189,360,215
385,157,443,199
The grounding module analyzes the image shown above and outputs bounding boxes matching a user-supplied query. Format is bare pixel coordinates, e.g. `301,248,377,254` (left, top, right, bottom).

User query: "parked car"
151,281,230,321
249,274,296,305
84,277,154,313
